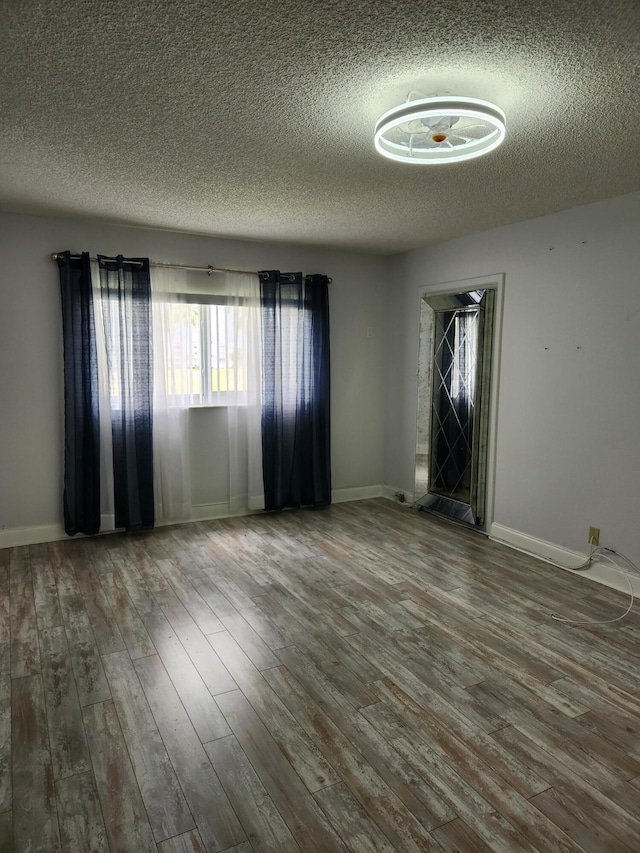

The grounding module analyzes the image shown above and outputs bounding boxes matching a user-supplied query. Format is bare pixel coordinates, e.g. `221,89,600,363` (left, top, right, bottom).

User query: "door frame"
415,273,504,533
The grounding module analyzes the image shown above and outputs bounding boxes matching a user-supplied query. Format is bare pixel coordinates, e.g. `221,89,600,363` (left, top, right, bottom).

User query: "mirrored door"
415,288,495,527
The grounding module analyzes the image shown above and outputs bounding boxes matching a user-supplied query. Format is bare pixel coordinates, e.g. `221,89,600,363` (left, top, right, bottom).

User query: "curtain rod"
50,254,332,283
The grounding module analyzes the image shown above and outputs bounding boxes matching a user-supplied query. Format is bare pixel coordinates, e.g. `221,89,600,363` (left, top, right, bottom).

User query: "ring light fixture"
374,96,506,164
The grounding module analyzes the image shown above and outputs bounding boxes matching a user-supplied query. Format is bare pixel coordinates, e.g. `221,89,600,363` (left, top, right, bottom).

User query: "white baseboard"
490,523,640,596
188,501,240,522
332,485,384,503
0,485,398,548
0,524,68,549
381,484,415,506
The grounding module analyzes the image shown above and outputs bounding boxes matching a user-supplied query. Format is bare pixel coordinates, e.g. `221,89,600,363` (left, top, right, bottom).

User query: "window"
156,294,252,406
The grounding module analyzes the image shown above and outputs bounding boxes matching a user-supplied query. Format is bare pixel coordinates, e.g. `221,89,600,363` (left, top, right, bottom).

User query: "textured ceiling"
1,0,639,254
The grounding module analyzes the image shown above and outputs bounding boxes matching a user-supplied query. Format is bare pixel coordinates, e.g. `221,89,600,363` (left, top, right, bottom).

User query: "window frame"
154,290,254,408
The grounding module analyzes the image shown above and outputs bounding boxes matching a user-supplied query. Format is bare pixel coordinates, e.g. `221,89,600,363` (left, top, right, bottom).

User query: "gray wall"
3,191,639,569
384,191,640,563
0,213,388,535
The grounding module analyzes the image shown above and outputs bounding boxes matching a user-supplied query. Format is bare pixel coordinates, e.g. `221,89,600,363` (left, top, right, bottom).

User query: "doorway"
415,286,496,528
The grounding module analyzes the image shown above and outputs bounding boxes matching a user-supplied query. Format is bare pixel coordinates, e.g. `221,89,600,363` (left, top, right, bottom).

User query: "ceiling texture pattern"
1,0,639,253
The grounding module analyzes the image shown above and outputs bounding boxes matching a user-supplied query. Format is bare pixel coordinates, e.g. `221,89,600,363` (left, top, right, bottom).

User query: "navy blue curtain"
98,256,154,530
260,270,331,511
57,251,101,535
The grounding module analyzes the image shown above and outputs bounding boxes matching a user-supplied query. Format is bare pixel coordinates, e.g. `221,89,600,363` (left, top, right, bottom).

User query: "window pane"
160,302,202,400
158,300,251,405
209,305,248,396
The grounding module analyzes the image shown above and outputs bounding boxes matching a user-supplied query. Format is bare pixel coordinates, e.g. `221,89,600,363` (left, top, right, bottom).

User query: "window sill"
188,403,229,410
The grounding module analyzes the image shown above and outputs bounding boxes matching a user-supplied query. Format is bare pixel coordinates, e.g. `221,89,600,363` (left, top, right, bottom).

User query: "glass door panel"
415,288,494,527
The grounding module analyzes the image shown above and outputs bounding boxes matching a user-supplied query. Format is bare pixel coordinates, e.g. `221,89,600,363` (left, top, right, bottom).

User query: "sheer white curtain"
221,272,263,513
150,267,263,520
151,266,193,523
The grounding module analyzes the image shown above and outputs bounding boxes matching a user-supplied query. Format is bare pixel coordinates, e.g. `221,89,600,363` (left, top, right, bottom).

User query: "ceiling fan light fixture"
375,96,506,164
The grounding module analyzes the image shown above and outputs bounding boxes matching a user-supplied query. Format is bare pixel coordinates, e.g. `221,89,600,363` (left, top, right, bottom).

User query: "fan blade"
406,118,428,134
455,122,489,136
423,116,455,133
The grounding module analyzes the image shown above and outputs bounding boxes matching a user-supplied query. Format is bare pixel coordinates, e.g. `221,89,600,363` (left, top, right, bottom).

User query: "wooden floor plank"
492,724,640,849
346,627,506,734
83,699,157,853
212,609,280,670
206,733,300,852
161,593,238,695
543,620,640,690
530,786,636,853
403,597,562,685
142,608,231,742
263,663,441,852
101,650,195,842
39,625,90,780
361,690,539,852
215,688,349,853
11,674,60,852
256,592,379,709
0,564,10,644
576,708,640,763
198,528,271,598
480,610,634,693
369,679,582,852
190,575,240,620
31,552,63,630
0,644,11,813
109,554,159,615
208,630,340,793
551,674,640,723
126,539,174,596
49,544,111,706
55,770,109,853
156,558,226,634
134,654,246,852
268,648,455,829
72,556,126,655
370,676,547,801
392,619,488,689
157,829,208,853
100,570,156,659
430,817,494,853
251,589,314,647
313,782,396,853
6,499,640,851
467,678,640,786
197,573,288,649
266,581,382,686
9,548,40,678
0,810,13,853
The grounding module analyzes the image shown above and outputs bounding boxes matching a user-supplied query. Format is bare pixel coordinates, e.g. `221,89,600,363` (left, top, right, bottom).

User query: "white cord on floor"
604,547,640,575
551,548,639,625
537,539,597,575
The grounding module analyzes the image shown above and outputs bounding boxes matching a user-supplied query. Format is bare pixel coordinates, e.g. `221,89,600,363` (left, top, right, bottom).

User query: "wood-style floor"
2,498,640,852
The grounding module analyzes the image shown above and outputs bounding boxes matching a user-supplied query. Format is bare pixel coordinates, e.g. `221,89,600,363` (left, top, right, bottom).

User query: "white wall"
384,191,640,566
0,212,388,539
